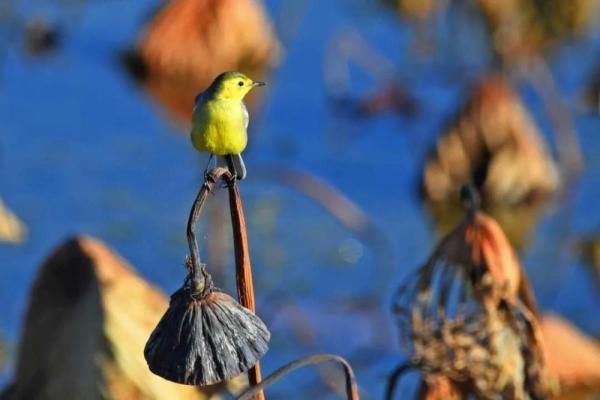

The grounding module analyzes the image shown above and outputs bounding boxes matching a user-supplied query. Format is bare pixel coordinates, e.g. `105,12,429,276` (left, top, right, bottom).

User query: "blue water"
1,0,600,398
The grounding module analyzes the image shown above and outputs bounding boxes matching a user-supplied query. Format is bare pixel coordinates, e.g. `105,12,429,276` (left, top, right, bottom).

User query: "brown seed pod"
394,188,537,330
390,188,553,399
144,268,270,386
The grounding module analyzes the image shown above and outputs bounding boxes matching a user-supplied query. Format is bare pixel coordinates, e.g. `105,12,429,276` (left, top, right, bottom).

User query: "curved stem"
385,361,416,400
186,168,229,279
236,354,359,400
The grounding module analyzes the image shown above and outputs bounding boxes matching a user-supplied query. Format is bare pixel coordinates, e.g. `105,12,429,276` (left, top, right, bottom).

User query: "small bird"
191,71,265,180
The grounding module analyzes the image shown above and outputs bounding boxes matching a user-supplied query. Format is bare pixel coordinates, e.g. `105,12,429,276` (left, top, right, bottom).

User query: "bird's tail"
218,154,247,180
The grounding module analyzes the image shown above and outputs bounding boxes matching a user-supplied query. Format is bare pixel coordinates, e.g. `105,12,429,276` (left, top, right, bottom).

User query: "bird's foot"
221,173,237,188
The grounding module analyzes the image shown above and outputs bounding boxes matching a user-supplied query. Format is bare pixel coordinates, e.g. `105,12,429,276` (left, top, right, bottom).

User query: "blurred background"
0,0,600,398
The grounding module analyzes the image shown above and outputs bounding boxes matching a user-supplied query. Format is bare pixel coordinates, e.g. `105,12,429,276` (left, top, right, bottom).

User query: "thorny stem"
236,354,360,400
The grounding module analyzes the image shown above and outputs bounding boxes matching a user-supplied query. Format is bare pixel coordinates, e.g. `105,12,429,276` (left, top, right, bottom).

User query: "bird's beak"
251,81,266,87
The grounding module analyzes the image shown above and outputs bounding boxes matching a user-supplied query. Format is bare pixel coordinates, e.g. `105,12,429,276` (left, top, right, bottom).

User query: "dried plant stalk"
188,168,265,395
185,167,265,395
144,167,270,391
236,354,359,400
187,168,228,273
228,183,257,312
228,179,264,399
385,362,417,400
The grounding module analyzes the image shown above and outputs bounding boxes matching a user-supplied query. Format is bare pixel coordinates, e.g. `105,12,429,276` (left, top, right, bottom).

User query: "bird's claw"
221,173,237,188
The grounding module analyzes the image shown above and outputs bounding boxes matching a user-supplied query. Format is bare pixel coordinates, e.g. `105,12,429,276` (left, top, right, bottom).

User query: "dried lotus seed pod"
144,272,270,386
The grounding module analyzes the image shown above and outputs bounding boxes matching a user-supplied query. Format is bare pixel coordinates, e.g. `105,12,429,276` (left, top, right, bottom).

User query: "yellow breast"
191,99,248,155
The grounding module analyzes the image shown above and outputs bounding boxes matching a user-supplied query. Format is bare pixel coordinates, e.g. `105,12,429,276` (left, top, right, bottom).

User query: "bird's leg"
227,154,247,180
224,155,238,187
202,154,214,180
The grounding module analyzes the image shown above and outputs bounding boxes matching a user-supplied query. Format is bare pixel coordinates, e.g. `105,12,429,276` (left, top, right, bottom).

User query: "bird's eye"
238,81,244,87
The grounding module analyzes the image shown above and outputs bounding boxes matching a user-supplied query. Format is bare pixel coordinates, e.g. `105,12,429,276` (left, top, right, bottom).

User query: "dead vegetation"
123,0,280,122
390,187,555,399
0,236,218,400
422,76,559,247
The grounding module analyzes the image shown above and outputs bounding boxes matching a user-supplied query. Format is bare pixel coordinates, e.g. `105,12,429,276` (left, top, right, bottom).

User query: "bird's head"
207,71,265,100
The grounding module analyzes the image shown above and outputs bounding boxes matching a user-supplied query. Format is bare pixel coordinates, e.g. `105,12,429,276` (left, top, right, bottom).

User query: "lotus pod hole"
144,276,270,386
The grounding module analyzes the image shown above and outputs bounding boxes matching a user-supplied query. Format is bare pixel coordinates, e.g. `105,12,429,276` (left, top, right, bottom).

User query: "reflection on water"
421,77,559,248
122,0,280,123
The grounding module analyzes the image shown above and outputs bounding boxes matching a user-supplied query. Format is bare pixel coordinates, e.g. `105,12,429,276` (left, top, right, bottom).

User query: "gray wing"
191,92,204,117
194,91,209,109
217,155,247,180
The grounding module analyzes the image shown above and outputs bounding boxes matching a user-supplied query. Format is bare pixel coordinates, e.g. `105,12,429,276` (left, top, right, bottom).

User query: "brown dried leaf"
423,77,559,247
424,77,559,206
1,236,216,400
127,0,280,121
540,314,600,398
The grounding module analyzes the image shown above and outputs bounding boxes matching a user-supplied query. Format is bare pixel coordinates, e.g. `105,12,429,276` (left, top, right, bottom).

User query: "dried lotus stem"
236,354,359,400
145,167,270,390
186,168,229,277
227,174,264,397
384,361,418,400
